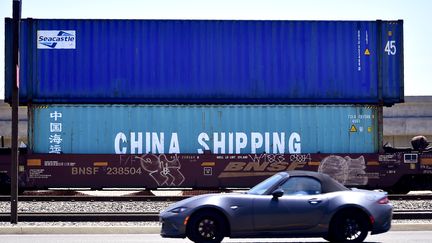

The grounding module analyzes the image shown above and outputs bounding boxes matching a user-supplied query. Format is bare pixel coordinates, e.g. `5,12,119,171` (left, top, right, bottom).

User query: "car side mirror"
272,188,284,198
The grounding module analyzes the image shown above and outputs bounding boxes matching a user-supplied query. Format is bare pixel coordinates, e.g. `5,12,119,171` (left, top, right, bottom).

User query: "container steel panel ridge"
5,19,403,104
29,105,379,154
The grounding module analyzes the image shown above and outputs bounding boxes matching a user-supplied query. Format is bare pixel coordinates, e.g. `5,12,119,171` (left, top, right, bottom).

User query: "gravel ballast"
0,195,431,229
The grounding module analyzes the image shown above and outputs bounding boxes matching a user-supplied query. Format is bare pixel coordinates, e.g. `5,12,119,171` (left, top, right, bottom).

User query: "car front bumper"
159,212,188,238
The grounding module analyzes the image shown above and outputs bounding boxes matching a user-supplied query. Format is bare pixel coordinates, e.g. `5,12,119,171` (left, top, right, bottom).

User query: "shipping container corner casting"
5,19,403,105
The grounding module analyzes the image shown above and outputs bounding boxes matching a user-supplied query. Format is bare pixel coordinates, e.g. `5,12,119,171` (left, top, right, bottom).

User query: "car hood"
162,193,244,213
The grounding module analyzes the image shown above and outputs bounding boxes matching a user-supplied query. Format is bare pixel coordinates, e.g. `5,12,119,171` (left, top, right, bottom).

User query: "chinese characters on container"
49,111,63,154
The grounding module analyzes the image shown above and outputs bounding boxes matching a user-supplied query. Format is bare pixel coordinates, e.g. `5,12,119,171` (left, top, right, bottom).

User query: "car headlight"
169,207,188,214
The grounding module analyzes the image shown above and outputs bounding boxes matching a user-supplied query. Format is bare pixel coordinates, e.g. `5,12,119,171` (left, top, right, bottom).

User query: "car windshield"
247,173,284,195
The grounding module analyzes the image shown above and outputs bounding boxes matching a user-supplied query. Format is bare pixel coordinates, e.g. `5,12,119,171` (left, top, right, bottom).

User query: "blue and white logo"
37,30,76,49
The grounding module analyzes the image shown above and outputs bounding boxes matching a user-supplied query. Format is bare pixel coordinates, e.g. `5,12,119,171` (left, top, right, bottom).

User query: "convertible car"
160,170,392,243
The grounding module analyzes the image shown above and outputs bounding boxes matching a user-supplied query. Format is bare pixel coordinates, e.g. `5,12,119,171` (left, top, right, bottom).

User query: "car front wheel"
329,213,368,243
187,211,225,243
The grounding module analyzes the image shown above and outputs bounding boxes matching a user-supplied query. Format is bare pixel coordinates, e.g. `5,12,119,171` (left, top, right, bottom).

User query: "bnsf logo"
223,161,306,172
218,154,312,178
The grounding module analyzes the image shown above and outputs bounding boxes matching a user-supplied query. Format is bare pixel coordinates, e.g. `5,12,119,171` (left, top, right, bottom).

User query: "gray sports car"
160,170,392,243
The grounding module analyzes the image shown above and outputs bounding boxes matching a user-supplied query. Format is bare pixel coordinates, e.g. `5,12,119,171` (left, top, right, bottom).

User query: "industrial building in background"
0,101,26,147
384,96,432,147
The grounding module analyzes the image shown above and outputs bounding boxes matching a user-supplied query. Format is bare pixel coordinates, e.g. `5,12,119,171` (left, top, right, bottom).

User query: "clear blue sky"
1,0,431,99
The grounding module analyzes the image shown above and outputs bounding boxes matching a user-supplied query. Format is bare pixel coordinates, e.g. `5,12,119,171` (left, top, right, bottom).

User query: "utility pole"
11,0,21,224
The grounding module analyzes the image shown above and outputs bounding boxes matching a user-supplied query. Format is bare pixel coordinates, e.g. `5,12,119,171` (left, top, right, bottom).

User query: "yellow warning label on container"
388,31,393,36
350,125,357,132
367,127,372,132
364,49,370,55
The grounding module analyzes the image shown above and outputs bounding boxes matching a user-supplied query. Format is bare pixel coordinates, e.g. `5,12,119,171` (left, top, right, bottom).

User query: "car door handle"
308,198,322,205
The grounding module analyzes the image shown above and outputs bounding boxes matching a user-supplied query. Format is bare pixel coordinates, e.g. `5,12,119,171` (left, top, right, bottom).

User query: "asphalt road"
0,232,431,243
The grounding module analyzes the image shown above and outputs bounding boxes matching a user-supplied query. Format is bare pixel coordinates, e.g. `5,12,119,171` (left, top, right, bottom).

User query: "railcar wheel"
0,173,11,195
187,211,225,243
330,213,368,243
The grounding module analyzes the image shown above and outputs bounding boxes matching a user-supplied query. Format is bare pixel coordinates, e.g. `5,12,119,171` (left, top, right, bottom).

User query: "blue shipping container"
29,104,379,154
5,19,403,105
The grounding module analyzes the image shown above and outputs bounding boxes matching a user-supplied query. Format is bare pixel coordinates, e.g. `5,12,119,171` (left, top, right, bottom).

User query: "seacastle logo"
37,30,76,49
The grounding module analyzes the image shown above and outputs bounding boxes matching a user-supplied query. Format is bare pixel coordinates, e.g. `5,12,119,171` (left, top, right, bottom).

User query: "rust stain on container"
201,162,215,167
420,158,432,165
218,172,276,178
27,159,41,166
94,162,109,167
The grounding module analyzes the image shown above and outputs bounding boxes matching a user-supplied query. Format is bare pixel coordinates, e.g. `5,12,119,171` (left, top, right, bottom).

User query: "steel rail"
388,194,432,200
392,210,432,220
0,194,431,202
0,195,189,202
0,212,159,222
0,210,430,222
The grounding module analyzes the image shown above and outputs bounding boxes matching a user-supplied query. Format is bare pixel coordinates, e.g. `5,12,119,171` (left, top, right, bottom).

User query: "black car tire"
323,235,333,242
187,211,226,243
329,213,369,243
